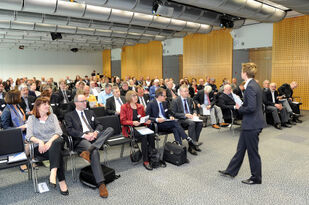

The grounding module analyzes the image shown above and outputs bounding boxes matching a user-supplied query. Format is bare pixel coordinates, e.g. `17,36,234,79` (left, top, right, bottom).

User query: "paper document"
140,115,149,123
135,126,154,135
292,101,299,104
190,116,203,122
201,105,210,116
8,152,27,163
38,182,50,193
232,93,243,106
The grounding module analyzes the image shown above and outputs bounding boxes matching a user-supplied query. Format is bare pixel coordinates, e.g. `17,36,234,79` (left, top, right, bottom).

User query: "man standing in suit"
171,85,203,155
136,85,150,110
219,62,266,185
263,82,291,129
105,86,126,115
65,94,114,198
146,88,199,155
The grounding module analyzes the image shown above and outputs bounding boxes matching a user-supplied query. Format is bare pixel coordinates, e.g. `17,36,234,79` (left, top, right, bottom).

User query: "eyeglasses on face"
76,100,87,103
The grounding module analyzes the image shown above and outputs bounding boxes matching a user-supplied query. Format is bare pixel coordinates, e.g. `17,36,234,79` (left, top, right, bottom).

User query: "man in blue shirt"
98,84,113,107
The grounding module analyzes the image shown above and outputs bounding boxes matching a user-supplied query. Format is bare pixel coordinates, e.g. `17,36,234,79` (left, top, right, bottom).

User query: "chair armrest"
29,142,35,161
152,122,159,134
123,125,134,139
62,134,74,152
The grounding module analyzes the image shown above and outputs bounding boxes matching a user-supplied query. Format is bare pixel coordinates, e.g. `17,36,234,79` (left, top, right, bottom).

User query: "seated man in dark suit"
55,80,72,104
105,86,126,115
165,81,177,108
64,94,114,198
136,85,150,110
194,86,229,129
18,84,36,117
146,88,199,155
217,84,241,123
278,81,302,123
263,82,291,129
233,81,245,101
171,85,203,155
120,81,131,96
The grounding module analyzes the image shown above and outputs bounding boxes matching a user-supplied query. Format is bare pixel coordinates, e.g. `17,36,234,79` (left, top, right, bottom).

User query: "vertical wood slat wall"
102,49,111,77
272,16,309,110
121,41,162,79
183,29,233,83
249,47,272,86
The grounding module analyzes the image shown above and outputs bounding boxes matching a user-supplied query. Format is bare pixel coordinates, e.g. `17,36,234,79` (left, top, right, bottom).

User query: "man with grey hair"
194,86,229,129
19,83,36,116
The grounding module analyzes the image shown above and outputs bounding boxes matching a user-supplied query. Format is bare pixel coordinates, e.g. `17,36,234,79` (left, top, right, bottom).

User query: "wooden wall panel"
102,49,111,77
121,41,162,79
272,16,309,110
183,29,233,84
249,47,272,86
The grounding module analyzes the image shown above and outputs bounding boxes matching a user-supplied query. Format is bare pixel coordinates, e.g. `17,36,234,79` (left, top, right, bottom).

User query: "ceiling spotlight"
219,16,234,28
70,48,79,52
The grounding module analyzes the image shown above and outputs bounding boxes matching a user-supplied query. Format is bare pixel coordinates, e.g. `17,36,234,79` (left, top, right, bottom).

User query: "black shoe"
143,162,153,171
188,146,197,155
160,160,167,168
185,159,190,164
218,170,234,178
295,119,302,123
194,146,202,152
274,123,282,130
282,123,292,128
190,140,199,146
241,178,261,185
287,120,296,125
198,142,203,146
60,189,69,196
189,142,201,152
49,181,57,189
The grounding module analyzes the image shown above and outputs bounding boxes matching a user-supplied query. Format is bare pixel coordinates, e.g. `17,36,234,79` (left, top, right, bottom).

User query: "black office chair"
91,107,106,117
96,115,132,163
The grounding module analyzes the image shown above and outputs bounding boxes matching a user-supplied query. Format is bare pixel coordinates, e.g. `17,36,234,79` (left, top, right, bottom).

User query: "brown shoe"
79,151,91,163
99,184,108,198
220,122,229,127
212,124,220,129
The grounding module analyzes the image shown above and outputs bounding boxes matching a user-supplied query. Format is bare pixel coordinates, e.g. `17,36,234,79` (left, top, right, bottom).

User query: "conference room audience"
106,86,126,115
65,94,114,198
171,85,202,155
194,86,229,129
26,97,68,195
263,83,291,129
120,90,156,170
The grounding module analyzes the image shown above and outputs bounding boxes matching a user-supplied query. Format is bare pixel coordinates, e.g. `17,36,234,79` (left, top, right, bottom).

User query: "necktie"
159,102,166,118
81,111,94,132
63,90,69,103
184,99,189,114
117,97,123,105
24,97,30,112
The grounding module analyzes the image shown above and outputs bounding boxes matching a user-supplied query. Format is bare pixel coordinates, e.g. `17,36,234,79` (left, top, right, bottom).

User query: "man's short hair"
204,86,212,93
74,93,84,102
112,86,119,91
155,88,166,98
179,85,188,92
242,62,257,78
105,83,112,89
18,83,28,91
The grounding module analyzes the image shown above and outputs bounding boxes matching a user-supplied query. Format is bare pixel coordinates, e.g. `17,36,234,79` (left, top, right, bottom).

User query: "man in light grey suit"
171,85,203,156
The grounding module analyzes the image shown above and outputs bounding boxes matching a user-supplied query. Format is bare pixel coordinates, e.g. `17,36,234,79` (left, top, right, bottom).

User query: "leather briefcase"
163,141,187,166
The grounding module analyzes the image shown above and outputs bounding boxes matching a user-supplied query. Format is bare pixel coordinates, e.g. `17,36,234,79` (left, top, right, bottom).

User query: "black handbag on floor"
163,141,187,166
130,140,142,162
79,164,119,188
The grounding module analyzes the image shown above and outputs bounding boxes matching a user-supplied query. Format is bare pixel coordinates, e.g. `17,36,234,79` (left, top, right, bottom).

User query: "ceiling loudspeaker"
51,32,62,40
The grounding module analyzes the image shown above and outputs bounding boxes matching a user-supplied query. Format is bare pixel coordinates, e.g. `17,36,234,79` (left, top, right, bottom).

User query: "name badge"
1,104,5,107
137,114,141,118
91,116,95,121
164,109,168,112
31,103,34,105
39,120,46,124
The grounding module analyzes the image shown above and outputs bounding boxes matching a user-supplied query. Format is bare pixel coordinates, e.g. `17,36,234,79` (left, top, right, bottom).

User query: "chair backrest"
97,115,121,135
91,107,106,117
0,128,24,158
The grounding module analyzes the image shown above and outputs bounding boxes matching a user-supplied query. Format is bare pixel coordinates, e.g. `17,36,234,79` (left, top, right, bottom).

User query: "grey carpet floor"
1,111,309,205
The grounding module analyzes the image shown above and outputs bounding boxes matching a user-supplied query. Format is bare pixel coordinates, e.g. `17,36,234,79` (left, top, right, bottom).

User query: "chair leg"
71,154,77,182
160,134,168,161
31,161,38,193
120,144,125,158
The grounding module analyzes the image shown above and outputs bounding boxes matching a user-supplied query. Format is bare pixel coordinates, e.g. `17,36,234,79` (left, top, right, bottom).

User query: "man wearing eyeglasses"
64,94,114,198
146,88,199,156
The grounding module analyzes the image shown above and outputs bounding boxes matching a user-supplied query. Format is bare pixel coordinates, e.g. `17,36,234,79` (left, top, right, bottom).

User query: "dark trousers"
226,129,262,182
134,130,155,162
75,127,114,185
156,121,188,144
288,99,300,114
179,119,203,142
34,137,65,181
266,105,289,124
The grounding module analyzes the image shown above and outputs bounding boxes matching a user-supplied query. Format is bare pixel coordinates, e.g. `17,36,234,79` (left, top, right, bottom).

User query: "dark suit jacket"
278,83,293,98
64,109,104,146
120,87,132,96
233,86,244,100
263,89,279,106
166,88,177,102
217,93,236,110
193,90,216,108
19,95,36,113
0,99,6,111
146,99,172,121
171,96,197,120
238,79,266,130
197,85,204,91
137,94,150,106
55,89,73,104
105,96,126,115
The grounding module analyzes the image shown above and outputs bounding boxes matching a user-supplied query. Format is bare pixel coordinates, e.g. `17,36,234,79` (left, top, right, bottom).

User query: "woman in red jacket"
120,90,156,170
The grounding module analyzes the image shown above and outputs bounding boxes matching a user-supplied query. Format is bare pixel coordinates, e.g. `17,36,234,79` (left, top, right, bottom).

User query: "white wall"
162,38,183,56
0,49,103,82
231,23,273,50
111,48,122,61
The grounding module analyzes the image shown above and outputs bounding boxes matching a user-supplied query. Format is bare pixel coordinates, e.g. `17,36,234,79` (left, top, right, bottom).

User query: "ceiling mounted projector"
152,0,174,17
